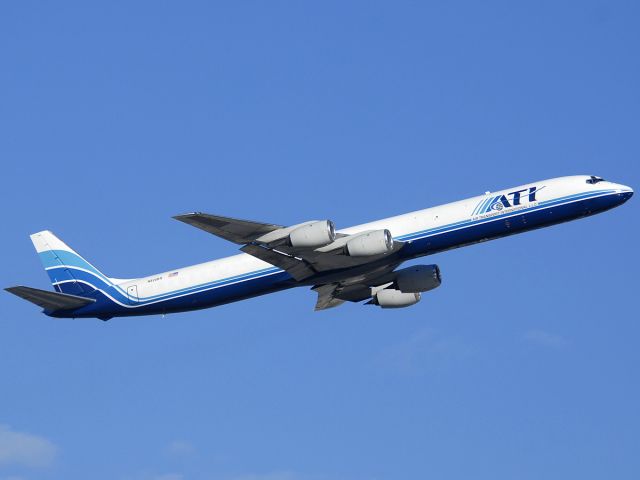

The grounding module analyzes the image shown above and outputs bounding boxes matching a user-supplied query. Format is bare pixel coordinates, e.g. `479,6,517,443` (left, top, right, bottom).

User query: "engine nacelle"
289,220,336,248
395,265,441,293
373,289,421,308
346,229,393,257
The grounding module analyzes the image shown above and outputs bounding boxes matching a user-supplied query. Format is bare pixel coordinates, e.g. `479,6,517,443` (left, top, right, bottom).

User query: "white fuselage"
118,175,632,306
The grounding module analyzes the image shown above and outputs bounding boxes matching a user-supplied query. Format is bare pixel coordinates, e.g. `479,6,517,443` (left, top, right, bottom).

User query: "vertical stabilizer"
30,231,112,296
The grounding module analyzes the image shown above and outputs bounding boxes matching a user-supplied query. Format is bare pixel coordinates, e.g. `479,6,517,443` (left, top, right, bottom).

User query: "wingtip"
173,212,197,221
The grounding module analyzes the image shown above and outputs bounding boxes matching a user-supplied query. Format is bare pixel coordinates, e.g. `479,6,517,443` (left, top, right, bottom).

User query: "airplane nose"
615,184,633,203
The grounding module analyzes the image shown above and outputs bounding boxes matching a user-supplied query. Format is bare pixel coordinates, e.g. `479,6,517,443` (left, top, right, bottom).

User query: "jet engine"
346,229,394,256
394,265,441,293
372,289,421,308
289,220,336,248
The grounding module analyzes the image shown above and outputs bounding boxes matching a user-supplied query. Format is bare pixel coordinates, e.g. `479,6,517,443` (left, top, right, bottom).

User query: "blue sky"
1,1,638,479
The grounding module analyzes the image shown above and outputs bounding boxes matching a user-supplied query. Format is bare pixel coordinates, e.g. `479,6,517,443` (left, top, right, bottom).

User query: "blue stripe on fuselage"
397,188,614,243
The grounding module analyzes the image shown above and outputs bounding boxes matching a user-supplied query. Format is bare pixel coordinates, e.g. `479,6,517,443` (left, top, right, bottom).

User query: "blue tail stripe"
38,250,99,272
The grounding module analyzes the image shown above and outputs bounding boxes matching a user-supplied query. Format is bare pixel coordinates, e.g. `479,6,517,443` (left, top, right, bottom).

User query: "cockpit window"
586,176,605,184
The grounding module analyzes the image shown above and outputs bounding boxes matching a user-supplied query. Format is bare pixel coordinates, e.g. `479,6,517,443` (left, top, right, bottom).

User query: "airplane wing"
174,212,405,282
173,213,283,244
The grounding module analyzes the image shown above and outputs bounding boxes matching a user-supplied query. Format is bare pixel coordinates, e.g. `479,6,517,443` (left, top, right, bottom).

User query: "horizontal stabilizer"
5,286,95,312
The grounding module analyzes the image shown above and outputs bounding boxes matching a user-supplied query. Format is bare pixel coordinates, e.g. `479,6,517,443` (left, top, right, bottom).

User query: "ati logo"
472,186,543,216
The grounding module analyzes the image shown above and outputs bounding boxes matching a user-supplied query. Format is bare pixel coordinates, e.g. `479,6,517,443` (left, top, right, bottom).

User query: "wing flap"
273,241,405,272
240,244,316,281
5,286,95,312
312,284,346,311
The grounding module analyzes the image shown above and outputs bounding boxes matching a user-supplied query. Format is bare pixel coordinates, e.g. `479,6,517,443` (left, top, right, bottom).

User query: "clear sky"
1,1,638,479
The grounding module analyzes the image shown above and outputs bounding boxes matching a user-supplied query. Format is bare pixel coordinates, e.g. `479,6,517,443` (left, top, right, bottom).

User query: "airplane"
5,175,633,320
